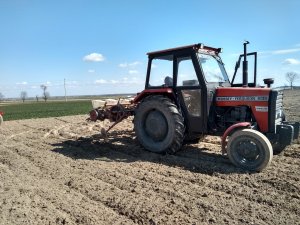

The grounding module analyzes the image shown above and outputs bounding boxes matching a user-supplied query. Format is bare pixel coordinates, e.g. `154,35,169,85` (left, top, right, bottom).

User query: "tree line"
0,85,50,102
0,72,300,102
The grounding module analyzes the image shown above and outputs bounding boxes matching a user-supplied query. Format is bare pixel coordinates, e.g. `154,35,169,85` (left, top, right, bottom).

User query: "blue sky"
0,0,300,98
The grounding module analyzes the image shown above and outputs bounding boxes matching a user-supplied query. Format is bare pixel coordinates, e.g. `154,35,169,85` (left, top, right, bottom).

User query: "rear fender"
133,88,175,104
221,122,251,154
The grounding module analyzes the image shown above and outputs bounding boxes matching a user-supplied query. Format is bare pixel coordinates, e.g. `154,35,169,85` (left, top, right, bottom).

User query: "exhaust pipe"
243,41,249,87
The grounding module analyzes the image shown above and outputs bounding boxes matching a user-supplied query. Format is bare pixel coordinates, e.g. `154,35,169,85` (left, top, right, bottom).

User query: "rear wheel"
227,129,273,171
134,95,185,154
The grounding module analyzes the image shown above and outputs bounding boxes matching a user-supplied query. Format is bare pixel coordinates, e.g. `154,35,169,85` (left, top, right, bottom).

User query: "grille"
275,89,284,124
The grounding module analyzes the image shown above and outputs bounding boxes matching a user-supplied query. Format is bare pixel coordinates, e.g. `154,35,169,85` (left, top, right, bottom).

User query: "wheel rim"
233,136,264,166
144,109,168,141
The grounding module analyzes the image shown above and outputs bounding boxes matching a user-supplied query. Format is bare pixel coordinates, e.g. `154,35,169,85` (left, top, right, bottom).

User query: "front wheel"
227,129,273,171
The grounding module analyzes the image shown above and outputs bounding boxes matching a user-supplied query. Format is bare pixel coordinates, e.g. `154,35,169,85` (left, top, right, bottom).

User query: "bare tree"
40,85,50,102
286,72,300,90
0,92,4,102
36,95,39,102
20,91,28,103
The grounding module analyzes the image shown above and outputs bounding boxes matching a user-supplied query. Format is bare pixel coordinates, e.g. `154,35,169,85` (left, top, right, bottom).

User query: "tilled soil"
0,90,299,225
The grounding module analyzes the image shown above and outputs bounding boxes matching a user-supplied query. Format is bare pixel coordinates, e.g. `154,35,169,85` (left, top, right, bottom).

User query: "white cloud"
119,61,141,68
16,81,28,85
259,48,300,55
110,80,119,84
67,80,78,86
119,63,128,68
121,76,143,85
129,61,141,66
83,53,105,62
95,79,107,84
88,69,95,73
272,48,300,55
129,70,138,74
282,58,300,65
94,76,143,86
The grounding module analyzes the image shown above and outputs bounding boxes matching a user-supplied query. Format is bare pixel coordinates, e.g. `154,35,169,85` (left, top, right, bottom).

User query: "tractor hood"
215,87,271,132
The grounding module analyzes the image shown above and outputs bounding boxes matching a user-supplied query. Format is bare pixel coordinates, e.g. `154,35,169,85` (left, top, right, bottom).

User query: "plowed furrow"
0,145,137,225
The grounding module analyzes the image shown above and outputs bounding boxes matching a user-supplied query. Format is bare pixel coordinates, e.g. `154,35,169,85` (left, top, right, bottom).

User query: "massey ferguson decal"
216,96,269,102
255,106,268,112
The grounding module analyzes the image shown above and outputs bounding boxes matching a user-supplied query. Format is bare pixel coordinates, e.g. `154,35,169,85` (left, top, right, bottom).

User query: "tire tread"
134,95,185,154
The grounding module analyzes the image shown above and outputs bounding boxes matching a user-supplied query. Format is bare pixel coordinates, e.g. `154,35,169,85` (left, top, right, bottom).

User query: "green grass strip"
0,100,92,121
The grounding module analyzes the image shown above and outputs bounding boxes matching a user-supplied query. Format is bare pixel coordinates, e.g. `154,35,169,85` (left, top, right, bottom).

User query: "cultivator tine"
100,127,108,142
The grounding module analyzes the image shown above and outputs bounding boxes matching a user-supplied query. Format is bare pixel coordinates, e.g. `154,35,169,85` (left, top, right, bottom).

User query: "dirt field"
0,90,299,225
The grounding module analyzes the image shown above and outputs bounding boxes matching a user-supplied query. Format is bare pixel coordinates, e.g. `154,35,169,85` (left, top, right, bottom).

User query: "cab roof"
147,43,222,57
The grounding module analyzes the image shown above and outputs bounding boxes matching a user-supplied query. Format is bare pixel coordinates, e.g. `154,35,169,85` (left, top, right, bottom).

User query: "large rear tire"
227,129,273,171
134,95,185,154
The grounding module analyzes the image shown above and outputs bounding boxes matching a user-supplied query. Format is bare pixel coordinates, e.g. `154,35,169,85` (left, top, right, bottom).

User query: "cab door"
175,54,206,133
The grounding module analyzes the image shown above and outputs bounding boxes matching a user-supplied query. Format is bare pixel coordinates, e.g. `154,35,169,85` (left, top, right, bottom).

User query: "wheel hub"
144,110,168,141
237,140,259,161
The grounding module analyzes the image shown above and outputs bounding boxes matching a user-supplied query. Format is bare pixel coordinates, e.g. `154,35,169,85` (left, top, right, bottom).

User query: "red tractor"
89,41,299,171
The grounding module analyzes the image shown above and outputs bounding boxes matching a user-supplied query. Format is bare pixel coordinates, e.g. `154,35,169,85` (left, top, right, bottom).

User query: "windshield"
197,53,229,83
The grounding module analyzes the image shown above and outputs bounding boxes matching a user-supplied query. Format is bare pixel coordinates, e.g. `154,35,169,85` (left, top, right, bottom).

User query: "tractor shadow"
51,130,248,175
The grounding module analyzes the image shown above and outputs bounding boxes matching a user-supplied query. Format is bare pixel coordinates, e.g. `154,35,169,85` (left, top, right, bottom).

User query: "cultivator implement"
88,98,135,134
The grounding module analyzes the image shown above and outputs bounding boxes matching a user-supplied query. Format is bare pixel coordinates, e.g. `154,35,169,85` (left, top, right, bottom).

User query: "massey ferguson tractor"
88,41,299,171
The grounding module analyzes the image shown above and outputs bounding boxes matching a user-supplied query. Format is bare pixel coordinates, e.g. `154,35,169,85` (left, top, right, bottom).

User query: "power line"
64,78,67,102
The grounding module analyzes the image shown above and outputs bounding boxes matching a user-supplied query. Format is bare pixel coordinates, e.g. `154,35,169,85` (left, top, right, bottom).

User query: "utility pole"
64,78,67,102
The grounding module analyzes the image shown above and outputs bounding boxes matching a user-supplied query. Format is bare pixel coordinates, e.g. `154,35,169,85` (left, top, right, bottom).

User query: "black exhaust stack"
243,41,249,87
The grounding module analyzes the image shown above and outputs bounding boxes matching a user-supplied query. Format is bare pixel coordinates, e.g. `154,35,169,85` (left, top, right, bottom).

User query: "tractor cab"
144,44,230,135
145,43,230,88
